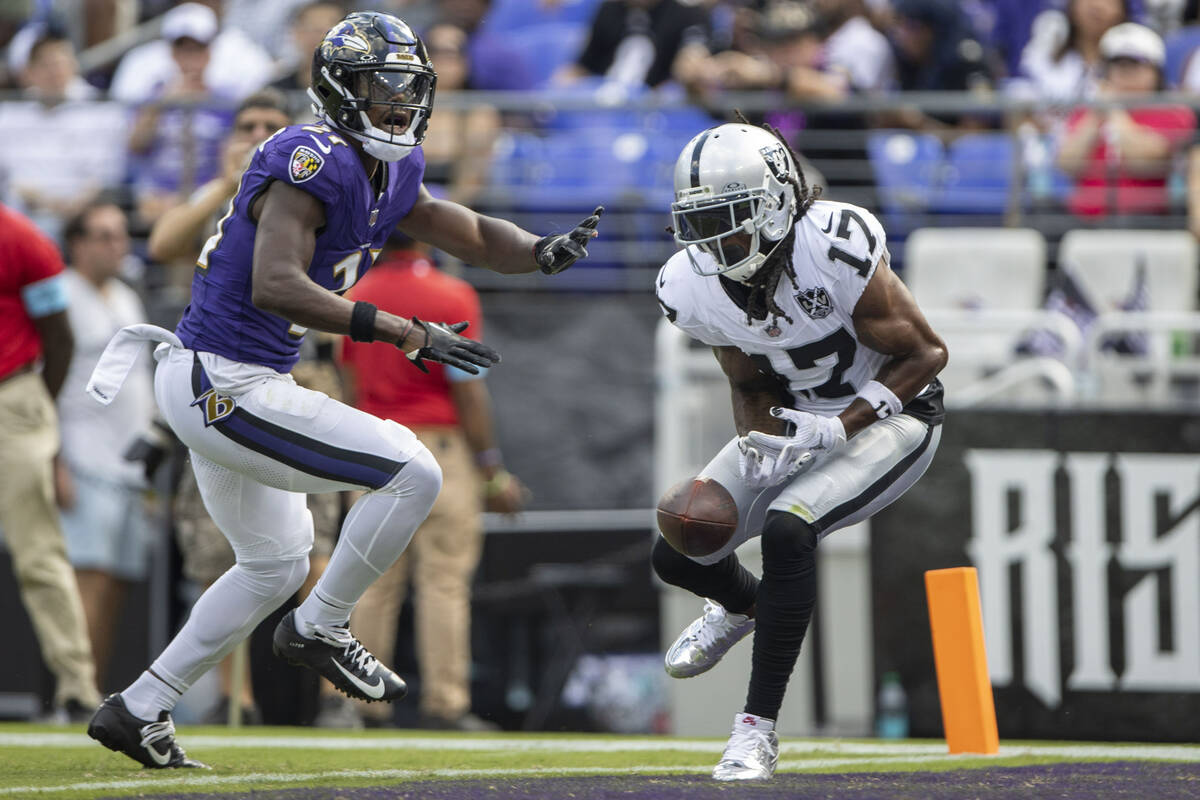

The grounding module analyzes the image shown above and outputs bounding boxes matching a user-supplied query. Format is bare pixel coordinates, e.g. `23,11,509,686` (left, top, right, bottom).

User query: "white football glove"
767,407,847,454
737,408,846,490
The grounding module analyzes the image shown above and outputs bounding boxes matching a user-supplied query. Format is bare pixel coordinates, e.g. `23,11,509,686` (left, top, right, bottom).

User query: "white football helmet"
671,124,799,283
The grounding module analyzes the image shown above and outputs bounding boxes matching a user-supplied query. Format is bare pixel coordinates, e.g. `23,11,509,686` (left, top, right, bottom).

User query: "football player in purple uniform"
84,11,602,768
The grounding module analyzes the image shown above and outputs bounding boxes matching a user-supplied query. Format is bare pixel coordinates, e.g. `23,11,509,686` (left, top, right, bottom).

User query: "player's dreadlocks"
733,111,821,327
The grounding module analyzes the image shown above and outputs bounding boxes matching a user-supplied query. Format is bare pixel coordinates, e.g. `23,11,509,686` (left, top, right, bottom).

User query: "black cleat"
272,610,407,702
87,694,209,769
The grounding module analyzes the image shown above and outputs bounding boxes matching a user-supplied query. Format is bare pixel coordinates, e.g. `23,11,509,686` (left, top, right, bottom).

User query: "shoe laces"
723,725,771,764
692,601,741,649
313,624,378,675
139,717,176,751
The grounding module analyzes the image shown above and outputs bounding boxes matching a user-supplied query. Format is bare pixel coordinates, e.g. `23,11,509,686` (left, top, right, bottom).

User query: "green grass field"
1,723,1197,799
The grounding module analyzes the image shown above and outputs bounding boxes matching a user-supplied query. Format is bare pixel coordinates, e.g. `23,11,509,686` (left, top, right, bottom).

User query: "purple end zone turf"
122,761,1200,800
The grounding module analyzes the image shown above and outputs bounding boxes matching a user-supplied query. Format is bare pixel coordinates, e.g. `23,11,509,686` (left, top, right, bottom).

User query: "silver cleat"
712,713,779,781
664,599,754,678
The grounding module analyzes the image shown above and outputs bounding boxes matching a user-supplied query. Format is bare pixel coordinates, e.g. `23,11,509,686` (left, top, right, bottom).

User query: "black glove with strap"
401,318,500,375
533,205,604,275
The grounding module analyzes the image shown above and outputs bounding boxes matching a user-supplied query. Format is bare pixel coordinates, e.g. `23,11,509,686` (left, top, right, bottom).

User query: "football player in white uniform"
654,121,947,781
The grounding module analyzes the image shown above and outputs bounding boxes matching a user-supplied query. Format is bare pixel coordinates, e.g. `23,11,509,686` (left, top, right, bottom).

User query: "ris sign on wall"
871,411,1200,741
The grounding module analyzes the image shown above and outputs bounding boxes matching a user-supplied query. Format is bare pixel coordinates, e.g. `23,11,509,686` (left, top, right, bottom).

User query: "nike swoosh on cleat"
333,660,386,699
145,744,172,766
309,135,332,155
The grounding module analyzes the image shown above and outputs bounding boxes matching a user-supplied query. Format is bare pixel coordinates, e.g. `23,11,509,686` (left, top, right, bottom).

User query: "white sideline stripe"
0,755,1025,796
1,733,1198,761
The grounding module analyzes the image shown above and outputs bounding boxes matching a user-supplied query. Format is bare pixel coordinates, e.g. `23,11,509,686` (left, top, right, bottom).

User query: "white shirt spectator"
0,100,129,237
1011,10,1099,103
824,15,894,92
223,0,314,68
109,28,274,103
59,270,156,487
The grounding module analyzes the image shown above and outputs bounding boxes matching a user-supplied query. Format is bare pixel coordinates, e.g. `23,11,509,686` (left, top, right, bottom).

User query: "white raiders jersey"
657,200,891,417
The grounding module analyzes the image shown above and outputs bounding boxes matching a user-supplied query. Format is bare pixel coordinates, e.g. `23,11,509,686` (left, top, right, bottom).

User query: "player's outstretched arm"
844,252,948,438
396,187,601,275
249,182,482,362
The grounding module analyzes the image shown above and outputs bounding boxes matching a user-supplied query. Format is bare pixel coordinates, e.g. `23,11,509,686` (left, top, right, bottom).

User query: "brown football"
656,477,739,557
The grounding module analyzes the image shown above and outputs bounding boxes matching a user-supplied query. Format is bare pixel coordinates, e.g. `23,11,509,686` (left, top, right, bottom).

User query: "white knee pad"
375,441,442,508
236,554,310,601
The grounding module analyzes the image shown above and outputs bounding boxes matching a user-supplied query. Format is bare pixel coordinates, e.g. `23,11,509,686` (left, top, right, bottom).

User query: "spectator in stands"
0,23,127,239
420,22,501,209
56,201,158,692
883,0,998,130
1015,0,1129,103
145,88,343,725
1057,22,1195,216
270,1,346,112
7,19,98,101
147,89,291,263
677,3,842,100
888,0,996,92
812,0,895,92
125,6,237,228
109,2,274,104
0,203,101,723
553,0,711,92
317,235,528,731
223,0,330,62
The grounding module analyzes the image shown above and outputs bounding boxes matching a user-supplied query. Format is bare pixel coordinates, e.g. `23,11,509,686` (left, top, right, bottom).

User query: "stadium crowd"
1,0,1198,729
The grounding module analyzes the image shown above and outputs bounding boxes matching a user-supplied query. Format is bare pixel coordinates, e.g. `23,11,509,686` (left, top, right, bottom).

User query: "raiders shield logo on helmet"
797,287,833,319
758,144,790,182
289,145,324,183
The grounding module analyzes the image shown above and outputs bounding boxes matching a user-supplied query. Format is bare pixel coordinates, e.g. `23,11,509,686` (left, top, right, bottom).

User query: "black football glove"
402,318,500,375
533,205,604,275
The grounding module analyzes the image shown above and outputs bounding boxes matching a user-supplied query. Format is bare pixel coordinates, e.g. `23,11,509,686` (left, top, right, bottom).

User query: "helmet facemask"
672,184,793,283
309,60,436,161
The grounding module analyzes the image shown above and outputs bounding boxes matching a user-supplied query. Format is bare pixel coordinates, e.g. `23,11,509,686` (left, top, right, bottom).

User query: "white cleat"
664,600,754,678
712,712,779,781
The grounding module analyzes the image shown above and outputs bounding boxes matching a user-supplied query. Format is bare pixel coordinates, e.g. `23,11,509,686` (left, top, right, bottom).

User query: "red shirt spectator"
339,250,482,427
1057,23,1195,217
1064,104,1195,216
0,204,69,380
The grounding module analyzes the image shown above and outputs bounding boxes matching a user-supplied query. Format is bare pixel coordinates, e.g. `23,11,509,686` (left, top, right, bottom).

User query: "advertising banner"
871,411,1200,741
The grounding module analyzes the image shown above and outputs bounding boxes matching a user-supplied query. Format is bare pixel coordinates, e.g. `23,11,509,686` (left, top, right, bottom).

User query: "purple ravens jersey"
176,124,424,372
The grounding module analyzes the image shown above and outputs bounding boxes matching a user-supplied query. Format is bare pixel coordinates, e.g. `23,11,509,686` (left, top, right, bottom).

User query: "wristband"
396,317,416,351
349,301,378,343
857,380,902,420
475,448,503,469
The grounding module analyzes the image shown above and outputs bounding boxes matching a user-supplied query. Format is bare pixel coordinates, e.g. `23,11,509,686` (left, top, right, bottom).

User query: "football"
656,477,739,558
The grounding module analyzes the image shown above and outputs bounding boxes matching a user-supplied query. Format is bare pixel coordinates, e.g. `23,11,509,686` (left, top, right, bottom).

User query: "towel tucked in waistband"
86,324,182,406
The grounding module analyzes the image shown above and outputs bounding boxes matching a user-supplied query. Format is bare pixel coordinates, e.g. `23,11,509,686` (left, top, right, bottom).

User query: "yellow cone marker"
924,567,999,754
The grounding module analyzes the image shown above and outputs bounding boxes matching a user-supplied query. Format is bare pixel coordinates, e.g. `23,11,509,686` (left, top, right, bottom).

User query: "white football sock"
735,711,776,732
296,447,440,631
121,672,183,721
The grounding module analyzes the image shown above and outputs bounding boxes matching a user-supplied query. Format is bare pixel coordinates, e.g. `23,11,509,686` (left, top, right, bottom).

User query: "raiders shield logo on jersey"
798,287,833,319
289,145,324,183
759,144,790,181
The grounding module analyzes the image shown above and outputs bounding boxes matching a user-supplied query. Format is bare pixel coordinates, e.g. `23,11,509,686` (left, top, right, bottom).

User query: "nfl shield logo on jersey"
797,287,833,319
289,145,325,183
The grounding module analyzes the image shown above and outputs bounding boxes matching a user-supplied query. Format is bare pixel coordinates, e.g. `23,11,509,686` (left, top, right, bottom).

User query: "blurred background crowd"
2,0,1199,737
